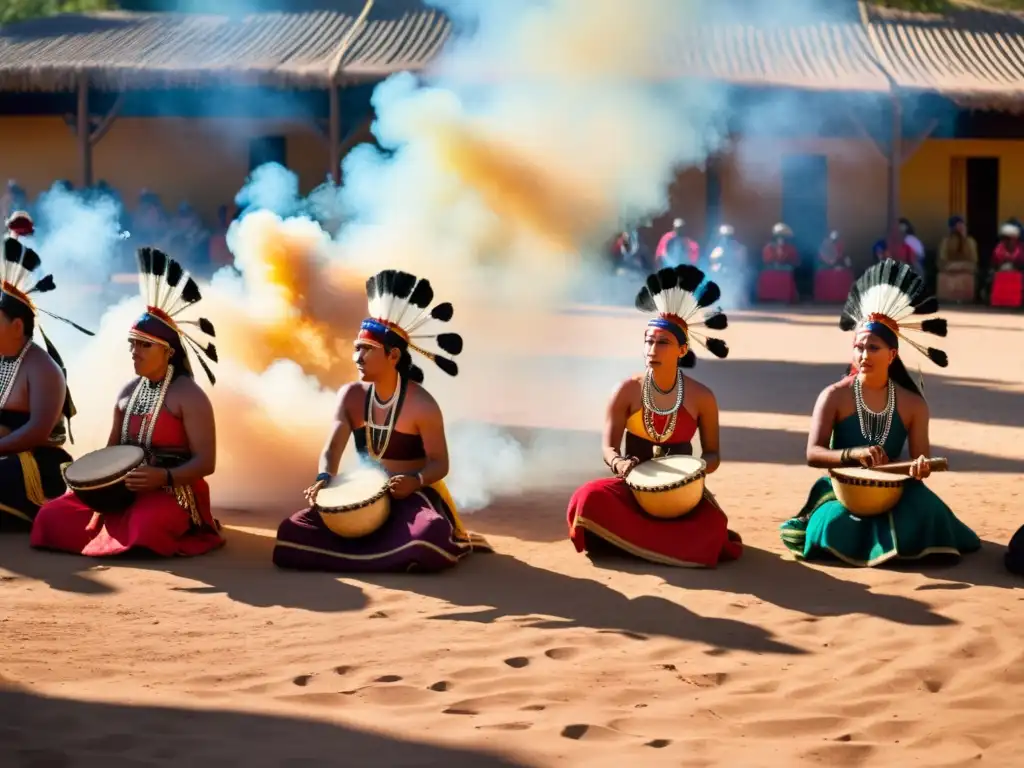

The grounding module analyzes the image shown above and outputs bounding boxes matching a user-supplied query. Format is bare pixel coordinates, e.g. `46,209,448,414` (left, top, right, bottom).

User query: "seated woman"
273,269,491,573
780,261,980,566
31,248,223,557
566,264,742,567
0,231,93,531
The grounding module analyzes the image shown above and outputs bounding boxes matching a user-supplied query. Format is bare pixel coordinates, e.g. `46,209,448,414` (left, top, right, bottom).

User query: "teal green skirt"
780,476,981,567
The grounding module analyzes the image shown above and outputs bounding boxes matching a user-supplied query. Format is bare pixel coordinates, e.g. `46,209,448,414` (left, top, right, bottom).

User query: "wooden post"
329,86,341,184
887,93,903,253
76,73,92,188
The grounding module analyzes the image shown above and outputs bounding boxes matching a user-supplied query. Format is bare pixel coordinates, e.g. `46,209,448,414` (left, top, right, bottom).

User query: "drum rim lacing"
642,367,684,443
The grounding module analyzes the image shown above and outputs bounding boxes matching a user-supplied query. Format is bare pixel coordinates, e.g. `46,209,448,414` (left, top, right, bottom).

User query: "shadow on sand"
0,527,370,613
357,552,805,656
0,688,528,767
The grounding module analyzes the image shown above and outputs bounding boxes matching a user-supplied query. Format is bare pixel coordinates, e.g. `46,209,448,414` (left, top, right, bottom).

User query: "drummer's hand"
854,445,889,468
303,479,327,506
124,465,167,492
909,455,931,480
612,456,639,477
389,473,422,500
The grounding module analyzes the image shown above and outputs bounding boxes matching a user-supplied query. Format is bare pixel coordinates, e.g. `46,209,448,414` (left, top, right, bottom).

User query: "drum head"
317,465,390,510
627,455,706,490
831,467,905,484
64,445,145,484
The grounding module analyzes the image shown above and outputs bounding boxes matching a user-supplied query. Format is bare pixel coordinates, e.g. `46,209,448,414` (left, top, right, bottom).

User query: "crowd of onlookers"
609,214,1024,308
0,179,235,279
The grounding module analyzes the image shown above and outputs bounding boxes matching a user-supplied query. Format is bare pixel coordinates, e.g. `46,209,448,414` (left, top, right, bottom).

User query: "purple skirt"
273,486,484,573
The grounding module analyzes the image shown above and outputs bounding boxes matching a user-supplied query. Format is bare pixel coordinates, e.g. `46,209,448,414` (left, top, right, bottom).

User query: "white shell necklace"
853,376,895,447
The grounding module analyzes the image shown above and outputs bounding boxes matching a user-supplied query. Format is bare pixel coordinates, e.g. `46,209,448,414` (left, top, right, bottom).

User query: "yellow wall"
0,116,331,225
901,139,1024,248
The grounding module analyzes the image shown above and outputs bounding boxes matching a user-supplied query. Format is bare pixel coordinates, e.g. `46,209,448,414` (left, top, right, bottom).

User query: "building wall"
0,116,330,223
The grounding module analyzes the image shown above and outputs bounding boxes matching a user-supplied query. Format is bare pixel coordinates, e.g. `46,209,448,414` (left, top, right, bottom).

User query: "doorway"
781,153,829,298
964,157,999,274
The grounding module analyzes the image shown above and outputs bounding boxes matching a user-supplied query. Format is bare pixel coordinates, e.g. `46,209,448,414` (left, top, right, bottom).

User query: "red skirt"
30,481,224,558
567,476,742,567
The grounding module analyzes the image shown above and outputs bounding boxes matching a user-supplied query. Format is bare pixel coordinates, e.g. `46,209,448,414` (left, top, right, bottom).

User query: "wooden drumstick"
873,457,948,475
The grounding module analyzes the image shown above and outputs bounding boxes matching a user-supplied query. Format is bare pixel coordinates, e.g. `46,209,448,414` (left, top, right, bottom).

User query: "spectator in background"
899,218,925,275
818,230,850,268
170,202,209,271
207,205,234,274
1,181,28,221
938,216,978,275
655,218,699,268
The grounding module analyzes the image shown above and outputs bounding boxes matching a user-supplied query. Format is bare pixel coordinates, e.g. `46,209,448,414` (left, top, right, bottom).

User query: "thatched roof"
669,21,888,93
863,2,1024,110
0,3,449,91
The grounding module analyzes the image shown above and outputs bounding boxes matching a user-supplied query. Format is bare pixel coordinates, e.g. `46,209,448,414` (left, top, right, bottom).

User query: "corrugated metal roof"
864,2,1024,108
669,21,888,93
0,5,449,91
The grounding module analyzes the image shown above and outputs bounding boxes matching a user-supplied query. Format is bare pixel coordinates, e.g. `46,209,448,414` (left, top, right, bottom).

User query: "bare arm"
167,382,216,486
412,393,449,487
805,386,849,469
695,386,721,474
906,397,931,461
0,355,66,455
601,380,633,468
317,384,354,477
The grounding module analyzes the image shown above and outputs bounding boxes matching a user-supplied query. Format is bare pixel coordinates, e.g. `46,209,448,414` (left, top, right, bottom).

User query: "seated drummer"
780,261,980,566
566,264,743,567
273,269,492,573
30,248,223,557
0,233,92,532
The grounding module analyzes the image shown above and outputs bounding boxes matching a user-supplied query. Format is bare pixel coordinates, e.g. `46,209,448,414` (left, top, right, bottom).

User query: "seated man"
31,248,223,556
273,269,492,573
936,216,978,303
761,222,800,269
566,264,742,567
0,233,92,531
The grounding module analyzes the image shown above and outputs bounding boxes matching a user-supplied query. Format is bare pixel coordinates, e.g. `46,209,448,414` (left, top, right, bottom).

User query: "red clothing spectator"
655,218,698,267
992,240,1024,270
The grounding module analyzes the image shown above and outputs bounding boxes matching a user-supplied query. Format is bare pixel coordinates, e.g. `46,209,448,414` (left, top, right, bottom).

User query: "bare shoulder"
172,376,212,410
615,376,642,399
820,378,852,407
895,383,928,415
26,343,64,381
338,381,367,409
405,381,441,416
682,374,715,404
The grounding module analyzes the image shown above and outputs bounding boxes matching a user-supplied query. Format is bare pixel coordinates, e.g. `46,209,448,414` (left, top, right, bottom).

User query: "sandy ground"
1,303,1022,768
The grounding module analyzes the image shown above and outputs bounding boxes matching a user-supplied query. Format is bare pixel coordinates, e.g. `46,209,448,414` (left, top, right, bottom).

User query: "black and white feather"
365,269,461,379
136,247,218,383
2,235,94,336
840,260,947,368
634,264,728,366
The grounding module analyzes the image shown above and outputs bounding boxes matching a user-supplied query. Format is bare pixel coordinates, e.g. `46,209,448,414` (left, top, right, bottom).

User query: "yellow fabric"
18,451,47,507
430,479,466,537
625,411,648,439
938,235,978,272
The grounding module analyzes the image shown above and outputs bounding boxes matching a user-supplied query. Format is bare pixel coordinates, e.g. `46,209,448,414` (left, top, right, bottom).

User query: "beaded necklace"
853,376,895,447
641,368,684,443
0,341,31,411
365,375,402,461
120,365,175,450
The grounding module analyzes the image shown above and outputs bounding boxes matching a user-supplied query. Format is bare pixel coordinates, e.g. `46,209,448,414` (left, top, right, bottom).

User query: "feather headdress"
634,264,728,367
129,247,218,384
357,269,461,384
0,233,95,440
840,260,947,368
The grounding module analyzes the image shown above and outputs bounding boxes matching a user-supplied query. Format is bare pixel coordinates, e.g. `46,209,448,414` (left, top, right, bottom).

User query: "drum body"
625,455,707,519
316,466,392,538
829,467,906,517
62,445,146,514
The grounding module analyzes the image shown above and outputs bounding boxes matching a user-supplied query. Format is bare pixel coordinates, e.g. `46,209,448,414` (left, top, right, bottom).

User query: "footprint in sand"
334,666,354,676
560,724,625,742
429,681,451,692
504,657,530,669
544,647,580,661
476,722,533,731
375,675,403,683
520,704,546,712
292,674,315,687
645,739,672,749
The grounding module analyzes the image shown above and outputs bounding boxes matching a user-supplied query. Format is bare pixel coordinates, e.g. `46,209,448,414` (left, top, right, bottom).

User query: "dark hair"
166,333,192,381
382,335,424,384
0,301,35,340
